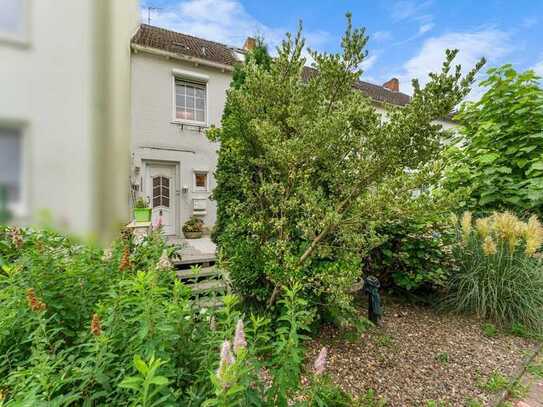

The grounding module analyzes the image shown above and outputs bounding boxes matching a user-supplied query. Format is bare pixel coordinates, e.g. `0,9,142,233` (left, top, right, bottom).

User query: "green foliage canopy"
210,15,483,313
444,65,543,214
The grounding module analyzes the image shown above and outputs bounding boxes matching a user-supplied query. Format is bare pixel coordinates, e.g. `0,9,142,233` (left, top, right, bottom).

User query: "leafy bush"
444,65,543,214
444,212,543,332
0,226,356,405
210,15,482,317
0,226,206,405
362,198,456,291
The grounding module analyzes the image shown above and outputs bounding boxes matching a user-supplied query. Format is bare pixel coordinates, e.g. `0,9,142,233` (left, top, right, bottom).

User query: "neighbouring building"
0,0,140,241
130,24,455,238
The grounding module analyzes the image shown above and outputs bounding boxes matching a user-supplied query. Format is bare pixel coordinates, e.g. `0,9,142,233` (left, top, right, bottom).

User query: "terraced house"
130,24,454,238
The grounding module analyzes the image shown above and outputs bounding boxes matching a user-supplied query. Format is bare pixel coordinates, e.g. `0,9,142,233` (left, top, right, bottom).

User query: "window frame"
192,171,209,193
0,123,27,217
151,175,171,208
172,75,208,126
0,0,31,47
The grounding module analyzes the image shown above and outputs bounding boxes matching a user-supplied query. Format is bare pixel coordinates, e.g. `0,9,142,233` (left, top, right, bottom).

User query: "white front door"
145,163,177,236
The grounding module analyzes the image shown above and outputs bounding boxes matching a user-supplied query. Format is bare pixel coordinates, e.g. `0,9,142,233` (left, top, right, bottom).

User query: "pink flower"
217,340,235,378
154,216,163,230
233,319,247,354
313,347,328,375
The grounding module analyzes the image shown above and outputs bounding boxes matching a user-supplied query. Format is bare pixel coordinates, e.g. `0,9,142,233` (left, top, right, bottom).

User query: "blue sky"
141,0,543,97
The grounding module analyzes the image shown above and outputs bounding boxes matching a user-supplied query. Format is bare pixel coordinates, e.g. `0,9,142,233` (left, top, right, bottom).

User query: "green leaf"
133,354,148,375
149,376,169,386
530,161,543,171
119,376,143,391
478,153,499,164
520,145,538,153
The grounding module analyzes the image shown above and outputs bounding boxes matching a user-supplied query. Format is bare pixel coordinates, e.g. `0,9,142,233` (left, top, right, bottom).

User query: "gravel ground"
306,297,539,406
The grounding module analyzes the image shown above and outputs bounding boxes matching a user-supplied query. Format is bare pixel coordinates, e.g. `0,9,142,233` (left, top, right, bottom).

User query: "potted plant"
133,197,151,222
183,216,204,239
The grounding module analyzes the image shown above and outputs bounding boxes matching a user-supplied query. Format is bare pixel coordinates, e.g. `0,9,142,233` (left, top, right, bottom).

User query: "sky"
140,0,543,97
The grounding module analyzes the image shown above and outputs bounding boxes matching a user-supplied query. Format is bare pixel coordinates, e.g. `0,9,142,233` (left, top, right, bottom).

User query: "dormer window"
175,79,206,124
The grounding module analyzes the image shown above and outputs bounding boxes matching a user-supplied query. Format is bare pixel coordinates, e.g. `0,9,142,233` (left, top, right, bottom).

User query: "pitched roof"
131,25,412,106
302,66,411,106
132,24,238,67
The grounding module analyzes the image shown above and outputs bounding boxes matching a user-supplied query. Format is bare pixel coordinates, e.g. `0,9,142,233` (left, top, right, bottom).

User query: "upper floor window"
175,79,206,124
0,0,30,44
0,127,22,208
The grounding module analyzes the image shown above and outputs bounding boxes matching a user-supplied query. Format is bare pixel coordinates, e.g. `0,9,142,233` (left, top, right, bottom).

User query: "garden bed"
307,296,540,406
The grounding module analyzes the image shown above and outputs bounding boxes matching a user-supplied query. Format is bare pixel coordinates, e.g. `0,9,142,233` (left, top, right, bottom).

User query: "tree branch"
266,169,378,308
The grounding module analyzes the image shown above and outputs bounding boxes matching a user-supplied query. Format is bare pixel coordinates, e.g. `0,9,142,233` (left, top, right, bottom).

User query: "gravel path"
307,297,539,406
514,351,543,406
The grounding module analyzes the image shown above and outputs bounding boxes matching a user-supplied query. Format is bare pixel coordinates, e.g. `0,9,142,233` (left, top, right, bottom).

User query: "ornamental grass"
445,211,543,333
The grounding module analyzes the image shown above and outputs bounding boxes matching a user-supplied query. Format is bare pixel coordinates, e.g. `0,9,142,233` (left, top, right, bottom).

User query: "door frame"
142,159,181,237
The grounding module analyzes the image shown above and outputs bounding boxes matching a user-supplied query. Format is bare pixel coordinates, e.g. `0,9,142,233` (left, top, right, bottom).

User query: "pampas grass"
445,211,543,333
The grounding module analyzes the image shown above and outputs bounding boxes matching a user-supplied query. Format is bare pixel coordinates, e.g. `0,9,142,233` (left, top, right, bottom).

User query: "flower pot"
183,231,203,239
134,208,151,222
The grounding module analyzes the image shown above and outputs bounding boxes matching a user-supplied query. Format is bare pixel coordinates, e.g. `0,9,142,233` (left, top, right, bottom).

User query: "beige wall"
0,0,139,241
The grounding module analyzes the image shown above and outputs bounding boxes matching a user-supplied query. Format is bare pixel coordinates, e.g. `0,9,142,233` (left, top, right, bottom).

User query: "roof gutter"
131,43,235,72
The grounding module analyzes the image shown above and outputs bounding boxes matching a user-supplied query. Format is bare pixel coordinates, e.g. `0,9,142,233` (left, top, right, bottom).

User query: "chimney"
243,37,256,51
383,78,399,92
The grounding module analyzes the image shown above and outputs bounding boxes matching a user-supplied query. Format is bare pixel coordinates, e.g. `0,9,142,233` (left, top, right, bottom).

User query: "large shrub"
444,211,543,332
444,65,543,215
210,15,483,316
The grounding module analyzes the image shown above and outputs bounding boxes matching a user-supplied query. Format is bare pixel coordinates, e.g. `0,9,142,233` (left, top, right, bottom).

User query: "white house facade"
129,24,455,238
130,25,240,236
0,0,139,241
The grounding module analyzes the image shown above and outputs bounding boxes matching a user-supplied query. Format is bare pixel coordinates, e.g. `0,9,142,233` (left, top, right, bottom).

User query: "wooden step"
190,279,227,295
195,296,225,309
176,266,220,280
172,254,216,267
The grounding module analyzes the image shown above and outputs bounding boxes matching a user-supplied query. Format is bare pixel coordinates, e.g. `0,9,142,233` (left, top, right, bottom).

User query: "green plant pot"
183,231,203,239
134,208,151,222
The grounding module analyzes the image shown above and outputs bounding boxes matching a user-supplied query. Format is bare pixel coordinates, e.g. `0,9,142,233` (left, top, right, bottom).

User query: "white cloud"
532,59,543,76
398,29,512,98
388,1,435,44
360,54,378,72
391,0,433,22
372,31,392,43
418,23,434,35
143,0,329,52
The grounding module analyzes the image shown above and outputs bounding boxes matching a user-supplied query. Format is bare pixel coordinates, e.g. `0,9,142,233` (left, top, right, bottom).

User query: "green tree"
209,14,483,315
444,65,543,215
212,37,272,242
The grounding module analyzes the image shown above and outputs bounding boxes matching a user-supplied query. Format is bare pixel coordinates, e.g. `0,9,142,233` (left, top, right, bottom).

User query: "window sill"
170,120,208,128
